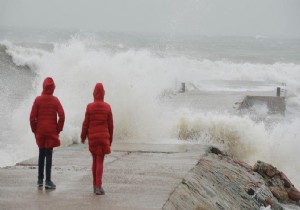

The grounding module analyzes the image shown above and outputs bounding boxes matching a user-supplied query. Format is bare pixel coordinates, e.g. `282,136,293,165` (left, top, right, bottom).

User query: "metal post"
181,83,185,93
277,87,280,97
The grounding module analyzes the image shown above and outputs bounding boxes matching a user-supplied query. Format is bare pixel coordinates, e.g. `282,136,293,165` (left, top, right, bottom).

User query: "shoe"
93,186,96,194
45,180,56,189
99,187,105,195
95,187,105,195
37,179,43,187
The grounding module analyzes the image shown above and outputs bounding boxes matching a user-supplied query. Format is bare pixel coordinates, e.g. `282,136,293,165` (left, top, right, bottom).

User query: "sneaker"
95,187,105,195
45,180,56,189
37,179,43,187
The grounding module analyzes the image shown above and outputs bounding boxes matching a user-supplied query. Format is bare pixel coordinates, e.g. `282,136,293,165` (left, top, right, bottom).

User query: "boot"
95,187,105,195
45,180,56,189
37,179,43,187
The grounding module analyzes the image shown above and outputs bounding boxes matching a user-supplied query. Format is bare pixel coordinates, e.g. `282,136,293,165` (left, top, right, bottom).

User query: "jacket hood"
42,77,55,95
93,83,105,101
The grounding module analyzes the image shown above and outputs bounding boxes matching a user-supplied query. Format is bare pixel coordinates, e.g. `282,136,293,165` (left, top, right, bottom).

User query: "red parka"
30,77,65,148
81,83,114,155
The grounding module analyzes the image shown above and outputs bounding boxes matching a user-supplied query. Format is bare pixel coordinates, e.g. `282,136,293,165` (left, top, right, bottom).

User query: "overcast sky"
1,0,300,38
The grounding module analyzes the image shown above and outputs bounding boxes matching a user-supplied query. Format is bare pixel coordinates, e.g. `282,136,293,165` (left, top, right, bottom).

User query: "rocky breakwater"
253,161,300,207
163,147,300,210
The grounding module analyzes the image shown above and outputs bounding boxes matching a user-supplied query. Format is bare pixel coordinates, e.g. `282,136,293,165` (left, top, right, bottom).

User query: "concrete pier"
0,143,208,210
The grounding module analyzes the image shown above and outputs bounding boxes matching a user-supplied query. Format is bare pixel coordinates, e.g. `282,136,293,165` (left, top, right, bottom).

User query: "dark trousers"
38,148,53,181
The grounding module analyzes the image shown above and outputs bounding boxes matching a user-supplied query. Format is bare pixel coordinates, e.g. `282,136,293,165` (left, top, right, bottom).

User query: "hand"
81,138,85,144
57,128,61,135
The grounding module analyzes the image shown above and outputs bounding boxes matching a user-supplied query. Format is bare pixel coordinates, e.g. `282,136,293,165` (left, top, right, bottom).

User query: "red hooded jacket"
81,83,114,154
30,77,65,148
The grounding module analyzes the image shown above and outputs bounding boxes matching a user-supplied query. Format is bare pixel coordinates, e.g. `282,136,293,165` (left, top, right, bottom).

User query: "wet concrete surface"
0,143,208,210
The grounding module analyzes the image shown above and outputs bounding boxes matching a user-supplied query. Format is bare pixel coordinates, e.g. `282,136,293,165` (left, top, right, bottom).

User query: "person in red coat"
30,77,65,189
81,83,114,195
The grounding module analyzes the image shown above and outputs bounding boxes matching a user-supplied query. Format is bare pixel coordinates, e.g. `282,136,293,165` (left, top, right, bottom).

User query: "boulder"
253,161,278,178
254,160,300,204
164,154,283,210
164,152,299,210
288,187,300,201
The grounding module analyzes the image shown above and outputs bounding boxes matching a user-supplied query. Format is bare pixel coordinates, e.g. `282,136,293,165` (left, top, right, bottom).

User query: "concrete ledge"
112,143,188,153
16,143,188,167
238,95,286,114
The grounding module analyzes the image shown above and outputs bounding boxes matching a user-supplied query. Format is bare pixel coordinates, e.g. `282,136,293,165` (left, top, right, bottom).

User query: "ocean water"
0,29,299,191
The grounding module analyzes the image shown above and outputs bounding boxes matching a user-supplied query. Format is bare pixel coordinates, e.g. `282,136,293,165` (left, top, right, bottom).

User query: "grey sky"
0,0,300,38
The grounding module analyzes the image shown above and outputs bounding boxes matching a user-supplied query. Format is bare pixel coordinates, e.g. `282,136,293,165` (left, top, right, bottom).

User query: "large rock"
164,148,300,210
254,160,300,203
288,187,300,201
164,152,284,210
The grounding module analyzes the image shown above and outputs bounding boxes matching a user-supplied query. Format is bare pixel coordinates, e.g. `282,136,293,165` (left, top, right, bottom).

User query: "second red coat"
81,83,114,155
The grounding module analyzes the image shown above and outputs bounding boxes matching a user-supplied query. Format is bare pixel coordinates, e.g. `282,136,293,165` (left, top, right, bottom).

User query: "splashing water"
0,36,300,190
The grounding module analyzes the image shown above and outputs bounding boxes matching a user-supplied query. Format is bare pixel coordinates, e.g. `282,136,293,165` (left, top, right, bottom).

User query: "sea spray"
0,37,299,191
175,111,267,163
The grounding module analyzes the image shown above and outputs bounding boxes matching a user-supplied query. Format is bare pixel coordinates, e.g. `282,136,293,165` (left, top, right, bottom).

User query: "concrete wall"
238,96,286,115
